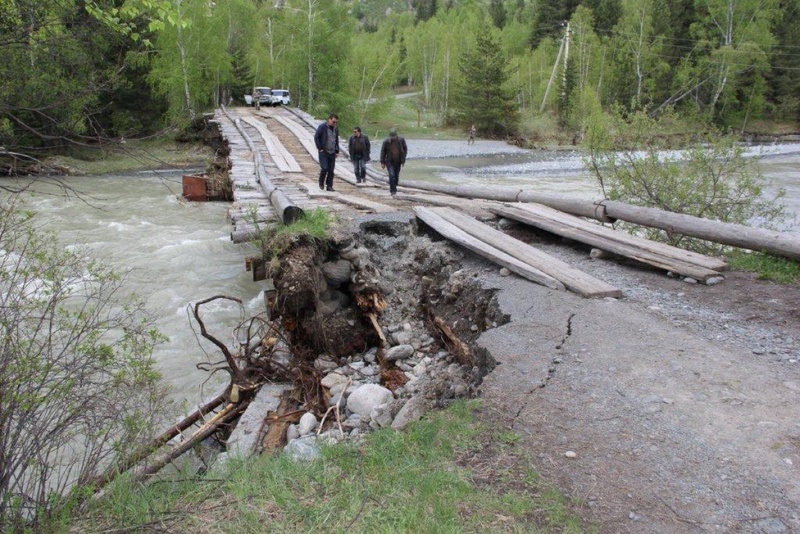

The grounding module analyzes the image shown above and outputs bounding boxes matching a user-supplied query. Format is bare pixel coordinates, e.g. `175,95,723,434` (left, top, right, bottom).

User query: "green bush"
584,108,787,254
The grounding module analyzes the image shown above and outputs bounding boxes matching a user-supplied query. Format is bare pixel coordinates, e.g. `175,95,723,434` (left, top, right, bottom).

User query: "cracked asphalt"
474,265,800,533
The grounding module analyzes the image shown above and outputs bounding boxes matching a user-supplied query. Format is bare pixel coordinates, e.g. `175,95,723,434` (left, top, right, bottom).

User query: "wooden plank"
333,194,396,213
415,207,565,291
510,202,729,272
492,205,723,283
273,115,359,184
431,207,621,298
241,116,303,173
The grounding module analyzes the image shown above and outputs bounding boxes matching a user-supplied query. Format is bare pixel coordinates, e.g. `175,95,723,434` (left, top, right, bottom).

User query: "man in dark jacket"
379,127,408,196
348,126,371,183
314,113,339,191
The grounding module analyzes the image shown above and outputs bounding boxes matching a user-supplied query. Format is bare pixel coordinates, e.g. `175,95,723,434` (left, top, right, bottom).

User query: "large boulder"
346,384,393,417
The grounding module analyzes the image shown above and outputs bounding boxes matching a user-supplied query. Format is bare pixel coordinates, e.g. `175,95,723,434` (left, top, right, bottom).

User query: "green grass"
69,400,591,533
728,250,800,284
364,89,466,141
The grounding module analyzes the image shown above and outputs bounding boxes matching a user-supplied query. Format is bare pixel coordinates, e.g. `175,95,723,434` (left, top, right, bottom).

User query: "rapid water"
15,171,267,408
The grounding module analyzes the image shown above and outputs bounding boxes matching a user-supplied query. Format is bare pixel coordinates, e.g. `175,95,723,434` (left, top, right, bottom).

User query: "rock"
499,267,511,276
683,277,698,284
284,436,320,462
321,259,352,285
286,424,300,441
565,450,577,458
391,396,427,429
370,403,393,428
347,384,393,417
589,248,609,259
392,330,413,345
298,412,318,436
706,276,725,286
386,344,415,361
321,372,348,390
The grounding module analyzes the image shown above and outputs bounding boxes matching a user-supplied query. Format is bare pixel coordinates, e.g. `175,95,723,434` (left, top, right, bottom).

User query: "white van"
271,89,290,106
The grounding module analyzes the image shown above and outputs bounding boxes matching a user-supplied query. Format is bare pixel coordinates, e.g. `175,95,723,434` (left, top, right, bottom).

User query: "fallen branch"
133,402,248,482
80,392,227,496
318,377,352,438
192,295,246,383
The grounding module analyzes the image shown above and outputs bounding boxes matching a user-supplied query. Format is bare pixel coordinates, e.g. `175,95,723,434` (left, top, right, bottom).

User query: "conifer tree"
454,28,519,136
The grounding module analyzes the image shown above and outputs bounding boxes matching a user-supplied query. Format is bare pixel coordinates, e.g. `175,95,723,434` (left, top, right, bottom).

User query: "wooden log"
415,207,565,290
510,203,729,272
492,205,723,282
232,222,278,244
133,402,246,482
431,207,621,298
599,200,800,261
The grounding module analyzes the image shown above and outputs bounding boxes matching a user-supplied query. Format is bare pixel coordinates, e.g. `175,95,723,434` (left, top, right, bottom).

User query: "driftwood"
508,203,729,272
80,392,228,495
132,402,247,482
415,207,565,290
429,207,622,298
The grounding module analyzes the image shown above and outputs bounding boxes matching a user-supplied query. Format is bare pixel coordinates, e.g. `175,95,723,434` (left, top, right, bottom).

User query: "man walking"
314,113,339,191
380,127,408,197
348,126,371,183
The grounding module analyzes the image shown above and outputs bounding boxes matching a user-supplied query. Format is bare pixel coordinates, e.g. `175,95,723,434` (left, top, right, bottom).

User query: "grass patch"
364,88,466,141
727,251,800,284
70,400,590,533
43,135,213,175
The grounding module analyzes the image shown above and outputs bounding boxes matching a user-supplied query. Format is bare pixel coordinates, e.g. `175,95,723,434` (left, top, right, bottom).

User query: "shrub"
584,109,786,254
0,195,168,530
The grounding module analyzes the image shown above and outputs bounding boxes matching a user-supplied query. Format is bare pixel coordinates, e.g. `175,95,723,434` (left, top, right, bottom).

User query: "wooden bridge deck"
210,105,735,296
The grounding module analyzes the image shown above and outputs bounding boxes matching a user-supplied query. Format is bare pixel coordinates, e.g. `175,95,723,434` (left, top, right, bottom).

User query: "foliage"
3,0,800,165
0,195,169,530
255,208,333,266
584,109,786,253
71,400,590,532
453,27,519,137
727,252,800,284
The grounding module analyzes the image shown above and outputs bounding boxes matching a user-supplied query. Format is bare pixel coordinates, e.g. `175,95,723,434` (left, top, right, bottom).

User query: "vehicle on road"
271,89,290,106
245,86,274,107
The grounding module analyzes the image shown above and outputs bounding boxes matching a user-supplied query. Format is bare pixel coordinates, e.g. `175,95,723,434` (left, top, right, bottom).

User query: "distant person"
252,89,261,110
468,124,477,144
314,113,340,191
380,127,408,197
348,126,371,183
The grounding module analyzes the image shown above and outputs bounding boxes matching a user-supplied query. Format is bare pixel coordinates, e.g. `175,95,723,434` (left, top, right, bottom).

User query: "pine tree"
454,28,519,136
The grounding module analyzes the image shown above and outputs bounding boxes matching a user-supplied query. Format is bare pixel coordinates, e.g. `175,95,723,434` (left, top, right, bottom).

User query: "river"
11,142,800,408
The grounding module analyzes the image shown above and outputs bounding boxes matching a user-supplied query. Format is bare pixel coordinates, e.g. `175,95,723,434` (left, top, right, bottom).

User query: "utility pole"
561,21,570,102
540,21,570,113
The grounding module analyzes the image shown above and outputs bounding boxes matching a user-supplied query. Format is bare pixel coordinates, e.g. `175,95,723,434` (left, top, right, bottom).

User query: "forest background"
1,0,800,167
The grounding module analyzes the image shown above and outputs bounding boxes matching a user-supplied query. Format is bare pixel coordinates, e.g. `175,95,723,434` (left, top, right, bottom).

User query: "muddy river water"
14,142,800,409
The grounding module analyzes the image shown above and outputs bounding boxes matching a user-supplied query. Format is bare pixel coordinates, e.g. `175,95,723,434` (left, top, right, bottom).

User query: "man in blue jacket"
314,113,339,191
